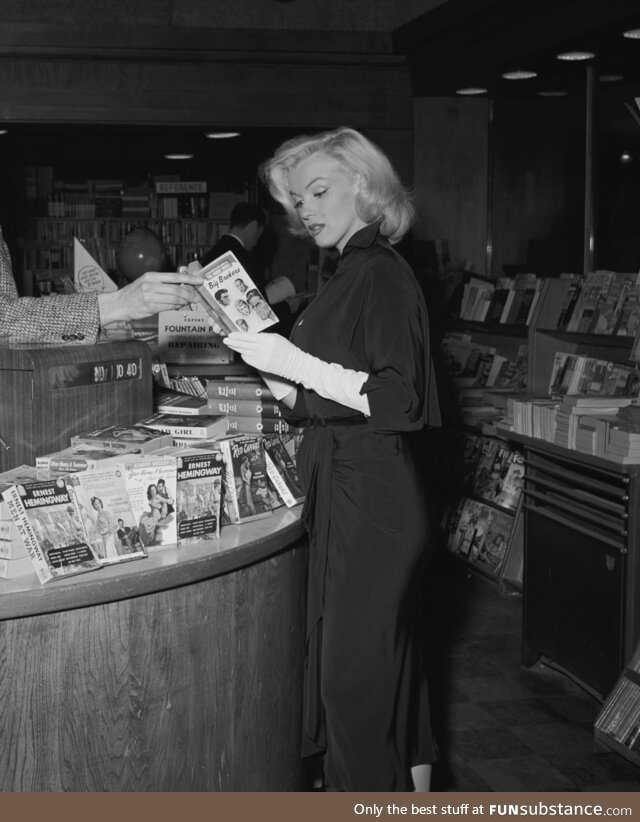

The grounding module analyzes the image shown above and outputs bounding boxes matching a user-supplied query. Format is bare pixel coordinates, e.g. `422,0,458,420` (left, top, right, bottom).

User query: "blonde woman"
224,128,441,792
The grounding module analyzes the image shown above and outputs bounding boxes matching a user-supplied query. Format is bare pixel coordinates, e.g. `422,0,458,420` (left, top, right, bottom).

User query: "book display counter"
0,504,308,791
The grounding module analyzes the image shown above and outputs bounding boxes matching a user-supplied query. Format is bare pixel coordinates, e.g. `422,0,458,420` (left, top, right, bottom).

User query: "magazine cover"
218,436,274,523
471,437,502,498
493,451,525,510
197,250,278,334
262,433,305,508
1,477,101,584
119,455,178,549
448,497,512,579
467,505,514,579
67,468,148,565
175,450,225,543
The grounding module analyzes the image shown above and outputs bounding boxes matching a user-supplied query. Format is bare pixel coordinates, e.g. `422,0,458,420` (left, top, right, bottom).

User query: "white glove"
261,372,296,402
223,332,371,416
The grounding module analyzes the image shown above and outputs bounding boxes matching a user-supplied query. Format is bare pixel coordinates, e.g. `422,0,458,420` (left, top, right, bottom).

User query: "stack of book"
501,394,560,442
553,396,635,451
603,405,640,463
204,377,294,436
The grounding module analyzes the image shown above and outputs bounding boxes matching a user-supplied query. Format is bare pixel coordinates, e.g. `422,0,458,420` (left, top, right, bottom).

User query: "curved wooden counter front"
0,507,308,791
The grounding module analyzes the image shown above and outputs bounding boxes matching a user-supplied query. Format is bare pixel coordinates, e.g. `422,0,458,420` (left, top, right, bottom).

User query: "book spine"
207,399,283,418
205,381,275,401
1,487,50,584
225,416,291,435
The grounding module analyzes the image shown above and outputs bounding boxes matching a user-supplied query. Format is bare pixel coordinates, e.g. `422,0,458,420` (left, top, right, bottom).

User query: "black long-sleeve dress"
284,221,441,792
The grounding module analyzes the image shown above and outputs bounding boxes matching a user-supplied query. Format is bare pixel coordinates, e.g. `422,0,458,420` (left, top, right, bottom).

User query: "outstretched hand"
98,268,204,325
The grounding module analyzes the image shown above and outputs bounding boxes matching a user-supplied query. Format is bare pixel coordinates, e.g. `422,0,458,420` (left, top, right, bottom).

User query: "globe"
115,228,167,281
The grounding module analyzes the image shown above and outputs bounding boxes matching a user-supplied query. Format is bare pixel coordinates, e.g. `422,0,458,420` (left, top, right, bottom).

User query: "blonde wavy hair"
260,127,415,245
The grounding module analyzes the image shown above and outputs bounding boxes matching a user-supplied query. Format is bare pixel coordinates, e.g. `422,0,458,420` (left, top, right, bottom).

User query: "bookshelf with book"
19,216,229,295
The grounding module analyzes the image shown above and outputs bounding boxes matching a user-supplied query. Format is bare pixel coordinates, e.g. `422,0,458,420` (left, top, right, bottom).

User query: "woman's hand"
223,331,298,374
98,268,204,325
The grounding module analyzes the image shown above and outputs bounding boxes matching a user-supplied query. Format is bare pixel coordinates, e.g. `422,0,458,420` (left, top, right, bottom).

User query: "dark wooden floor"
426,558,640,792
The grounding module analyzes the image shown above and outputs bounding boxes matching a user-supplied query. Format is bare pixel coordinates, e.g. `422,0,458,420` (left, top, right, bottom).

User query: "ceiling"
1,0,640,185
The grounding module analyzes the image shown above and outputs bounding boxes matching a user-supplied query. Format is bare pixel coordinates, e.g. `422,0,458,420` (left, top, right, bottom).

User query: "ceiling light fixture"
501,70,538,80
556,51,595,61
537,90,568,97
0,129,7,135
205,131,241,139
456,87,488,96
164,153,194,160
622,28,640,39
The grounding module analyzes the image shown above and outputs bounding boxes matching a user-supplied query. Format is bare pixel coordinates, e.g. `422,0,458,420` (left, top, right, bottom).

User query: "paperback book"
197,250,278,334
262,434,305,508
119,455,178,549
36,443,142,475
137,412,229,440
175,449,225,543
1,476,101,584
154,391,211,416
67,468,148,565
70,424,174,453
217,436,274,523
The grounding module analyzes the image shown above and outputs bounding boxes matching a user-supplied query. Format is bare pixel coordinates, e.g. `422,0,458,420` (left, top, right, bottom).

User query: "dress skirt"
297,421,438,792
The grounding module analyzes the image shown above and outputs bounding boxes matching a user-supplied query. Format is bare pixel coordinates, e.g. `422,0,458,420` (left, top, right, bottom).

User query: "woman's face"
286,153,367,253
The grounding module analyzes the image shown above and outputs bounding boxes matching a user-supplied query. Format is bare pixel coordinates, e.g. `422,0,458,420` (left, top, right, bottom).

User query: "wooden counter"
0,506,308,791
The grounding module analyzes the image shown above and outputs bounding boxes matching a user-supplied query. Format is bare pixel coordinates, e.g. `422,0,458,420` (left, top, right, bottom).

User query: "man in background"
199,202,267,291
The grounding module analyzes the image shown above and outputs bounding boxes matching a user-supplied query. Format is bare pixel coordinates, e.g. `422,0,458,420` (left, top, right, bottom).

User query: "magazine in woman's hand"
197,251,278,334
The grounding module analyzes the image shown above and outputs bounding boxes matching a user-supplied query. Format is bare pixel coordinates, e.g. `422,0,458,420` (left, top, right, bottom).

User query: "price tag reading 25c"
48,358,143,389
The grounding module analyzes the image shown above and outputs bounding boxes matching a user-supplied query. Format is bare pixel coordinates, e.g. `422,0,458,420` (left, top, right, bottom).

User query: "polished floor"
425,557,640,792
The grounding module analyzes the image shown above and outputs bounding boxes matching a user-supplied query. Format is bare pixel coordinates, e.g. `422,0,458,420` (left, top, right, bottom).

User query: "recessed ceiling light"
501,70,538,80
622,28,640,39
456,87,488,96
600,74,624,82
164,153,194,160
620,152,633,163
556,51,595,61
205,131,241,139
0,129,7,135
537,90,568,97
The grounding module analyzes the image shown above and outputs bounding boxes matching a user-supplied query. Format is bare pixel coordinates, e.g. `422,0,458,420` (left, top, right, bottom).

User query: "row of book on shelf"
450,268,640,339
438,431,525,588
0,377,305,586
456,272,546,326
500,350,640,462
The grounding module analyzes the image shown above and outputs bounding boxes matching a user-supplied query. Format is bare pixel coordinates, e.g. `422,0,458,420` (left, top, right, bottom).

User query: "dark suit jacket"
1,226,100,345
199,234,266,292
